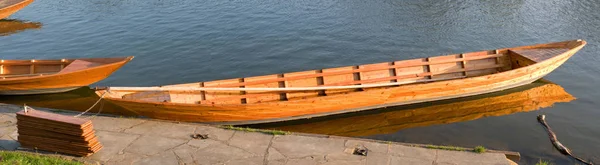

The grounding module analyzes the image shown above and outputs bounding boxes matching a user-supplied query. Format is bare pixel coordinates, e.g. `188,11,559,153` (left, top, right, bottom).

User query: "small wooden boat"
96,40,585,124
0,56,133,95
257,79,574,137
0,19,40,36
0,0,34,20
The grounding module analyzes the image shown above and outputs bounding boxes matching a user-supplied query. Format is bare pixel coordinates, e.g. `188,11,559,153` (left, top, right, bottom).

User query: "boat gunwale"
97,40,586,107
0,56,134,82
0,0,33,11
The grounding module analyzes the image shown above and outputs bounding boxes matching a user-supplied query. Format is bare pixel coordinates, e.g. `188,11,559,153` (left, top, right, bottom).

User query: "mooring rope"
537,115,593,165
73,92,107,118
82,99,105,119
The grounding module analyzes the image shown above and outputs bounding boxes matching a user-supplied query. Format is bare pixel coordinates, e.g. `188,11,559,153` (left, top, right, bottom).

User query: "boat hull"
99,41,584,125
261,79,574,136
0,0,34,20
0,86,80,95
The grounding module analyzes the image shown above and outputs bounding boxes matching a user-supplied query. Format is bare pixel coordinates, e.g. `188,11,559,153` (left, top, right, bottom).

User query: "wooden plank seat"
510,48,570,62
58,60,103,73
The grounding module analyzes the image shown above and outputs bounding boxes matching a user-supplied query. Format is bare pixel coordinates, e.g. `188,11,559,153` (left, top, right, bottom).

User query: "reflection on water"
0,87,136,116
254,79,574,137
0,19,41,36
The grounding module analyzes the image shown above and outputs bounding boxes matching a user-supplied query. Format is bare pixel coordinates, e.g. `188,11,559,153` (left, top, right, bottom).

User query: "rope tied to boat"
73,91,107,118
21,92,106,118
537,115,593,165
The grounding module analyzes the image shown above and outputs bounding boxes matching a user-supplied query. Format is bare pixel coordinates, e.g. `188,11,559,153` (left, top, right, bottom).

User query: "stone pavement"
0,104,517,165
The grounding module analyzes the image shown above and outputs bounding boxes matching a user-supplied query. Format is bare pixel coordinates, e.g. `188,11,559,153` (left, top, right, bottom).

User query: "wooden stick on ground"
537,115,593,165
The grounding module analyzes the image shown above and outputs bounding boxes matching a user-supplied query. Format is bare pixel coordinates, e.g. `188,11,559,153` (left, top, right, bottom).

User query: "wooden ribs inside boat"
119,52,511,105
1,59,94,79
16,108,102,156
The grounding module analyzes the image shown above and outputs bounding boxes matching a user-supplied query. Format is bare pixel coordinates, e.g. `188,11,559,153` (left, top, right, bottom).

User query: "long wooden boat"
257,79,574,137
0,0,34,20
0,56,133,95
0,19,40,36
96,40,585,124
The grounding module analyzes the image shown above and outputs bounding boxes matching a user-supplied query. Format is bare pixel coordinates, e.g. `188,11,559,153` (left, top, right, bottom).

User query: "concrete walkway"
0,104,517,165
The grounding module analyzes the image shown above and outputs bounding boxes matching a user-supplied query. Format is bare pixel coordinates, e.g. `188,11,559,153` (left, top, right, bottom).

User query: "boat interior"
105,40,583,105
0,57,128,79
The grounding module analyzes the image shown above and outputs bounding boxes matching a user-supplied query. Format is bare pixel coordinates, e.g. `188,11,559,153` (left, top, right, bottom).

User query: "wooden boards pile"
16,108,102,156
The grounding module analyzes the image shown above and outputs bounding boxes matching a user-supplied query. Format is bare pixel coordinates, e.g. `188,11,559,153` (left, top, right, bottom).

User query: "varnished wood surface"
255,79,574,136
0,56,133,95
96,40,585,124
0,0,33,20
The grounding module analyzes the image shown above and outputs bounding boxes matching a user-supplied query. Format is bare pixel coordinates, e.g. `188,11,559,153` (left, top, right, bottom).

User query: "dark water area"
2,0,600,164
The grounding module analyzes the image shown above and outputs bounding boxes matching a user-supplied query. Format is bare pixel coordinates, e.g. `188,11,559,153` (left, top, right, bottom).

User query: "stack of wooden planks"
16,107,102,156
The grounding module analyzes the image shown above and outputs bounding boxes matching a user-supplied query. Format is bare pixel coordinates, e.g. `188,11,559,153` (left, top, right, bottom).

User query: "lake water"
2,0,600,164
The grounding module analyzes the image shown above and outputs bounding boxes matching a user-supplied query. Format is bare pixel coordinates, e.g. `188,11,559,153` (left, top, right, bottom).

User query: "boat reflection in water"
0,78,574,134
252,79,574,137
0,19,41,36
0,87,137,116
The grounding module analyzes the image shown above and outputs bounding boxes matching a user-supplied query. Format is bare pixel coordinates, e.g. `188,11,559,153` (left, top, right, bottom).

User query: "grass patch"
222,125,290,135
535,159,551,165
425,145,487,153
0,151,83,165
473,146,486,153
425,145,467,151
